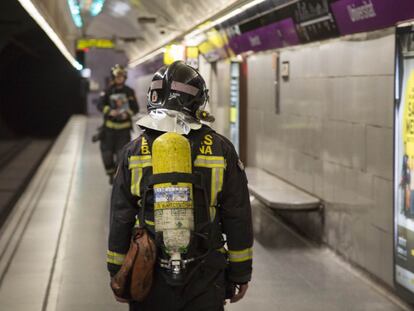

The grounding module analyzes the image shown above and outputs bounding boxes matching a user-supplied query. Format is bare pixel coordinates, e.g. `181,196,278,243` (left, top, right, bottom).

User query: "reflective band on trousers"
105,120,131,129
129,155,152,197
194,155,226,220
107,250,126,265
228,248,253,263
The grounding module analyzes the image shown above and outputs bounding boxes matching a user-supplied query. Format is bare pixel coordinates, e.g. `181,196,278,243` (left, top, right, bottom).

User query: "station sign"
394,23,414,303
195,0,414,63
76,38,115,50
331,0,414,36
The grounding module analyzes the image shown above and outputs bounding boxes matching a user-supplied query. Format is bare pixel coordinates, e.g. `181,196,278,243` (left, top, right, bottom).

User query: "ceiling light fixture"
129,47,166,68
90,0,105,16
130,0,268,67
67,0,106,28
185,0,267,41
17,0,83,70
110,1,131,17
68,0,83,27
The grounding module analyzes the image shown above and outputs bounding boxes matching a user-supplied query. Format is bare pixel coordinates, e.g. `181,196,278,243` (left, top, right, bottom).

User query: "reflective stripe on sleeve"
145,219,154,226
228,248,253,263
134,218,154,228
107,250,126,265
217,247,227,254
103,106,110,114
134,217,140,228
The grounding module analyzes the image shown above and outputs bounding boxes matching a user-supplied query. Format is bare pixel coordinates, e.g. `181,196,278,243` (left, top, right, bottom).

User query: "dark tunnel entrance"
0,0,85,139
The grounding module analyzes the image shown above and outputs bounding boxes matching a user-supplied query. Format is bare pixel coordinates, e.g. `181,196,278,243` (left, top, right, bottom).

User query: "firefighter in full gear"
98,64,139,184
107,61,253,311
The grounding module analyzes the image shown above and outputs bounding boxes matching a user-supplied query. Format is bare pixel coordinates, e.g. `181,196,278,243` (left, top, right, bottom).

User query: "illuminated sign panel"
394,24,414,303
77,38,115,49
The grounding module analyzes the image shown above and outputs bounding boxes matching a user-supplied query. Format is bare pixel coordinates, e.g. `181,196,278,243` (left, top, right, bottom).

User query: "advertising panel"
229,62,240,153
394,24,414,302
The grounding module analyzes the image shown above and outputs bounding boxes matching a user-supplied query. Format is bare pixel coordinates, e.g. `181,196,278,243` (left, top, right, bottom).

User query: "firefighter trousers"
99,127,130,176
129,256,226,311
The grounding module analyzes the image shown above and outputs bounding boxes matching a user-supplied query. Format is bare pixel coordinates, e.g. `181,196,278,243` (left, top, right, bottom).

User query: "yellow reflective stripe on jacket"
129,155,152,197
228,248,253,263
211,166,224,207
194,155,226,168
217,247,227,254
107,250,126,265
134,218,154,228
105,120,132,129
129,155,152,168
194,155,225,220
103,106,110,114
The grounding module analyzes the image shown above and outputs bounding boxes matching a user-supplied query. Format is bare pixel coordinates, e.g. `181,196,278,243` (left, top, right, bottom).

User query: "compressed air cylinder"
152,132,194,258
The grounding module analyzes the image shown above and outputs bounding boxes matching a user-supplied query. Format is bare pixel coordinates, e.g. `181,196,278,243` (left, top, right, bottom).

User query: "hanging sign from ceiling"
76,38,115,50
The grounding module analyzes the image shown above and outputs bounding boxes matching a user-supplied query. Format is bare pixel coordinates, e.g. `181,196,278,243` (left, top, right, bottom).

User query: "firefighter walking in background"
107,61,253,310
98,64,139,184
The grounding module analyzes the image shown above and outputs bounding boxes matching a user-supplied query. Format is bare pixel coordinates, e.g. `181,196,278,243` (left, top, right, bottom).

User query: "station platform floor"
0,116,412,311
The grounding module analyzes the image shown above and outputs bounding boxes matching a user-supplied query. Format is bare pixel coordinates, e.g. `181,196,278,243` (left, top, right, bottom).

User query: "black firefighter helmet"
111,64,127,79
137,61,214,134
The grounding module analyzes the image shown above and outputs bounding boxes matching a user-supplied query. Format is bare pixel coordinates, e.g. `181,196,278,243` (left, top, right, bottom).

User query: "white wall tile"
322,120,366,170
379,231,394,286
370,177,393,234
241,30,395,283
366,126,393,179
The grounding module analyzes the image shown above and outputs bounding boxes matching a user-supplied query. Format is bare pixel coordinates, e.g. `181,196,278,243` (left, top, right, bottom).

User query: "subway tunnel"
0,0,414,310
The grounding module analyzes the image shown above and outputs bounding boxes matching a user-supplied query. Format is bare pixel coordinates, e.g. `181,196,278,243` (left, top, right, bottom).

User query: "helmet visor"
136,109,201,134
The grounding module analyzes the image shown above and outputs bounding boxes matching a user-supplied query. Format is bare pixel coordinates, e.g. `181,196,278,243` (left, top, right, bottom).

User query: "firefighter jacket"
107,125,253,284
98,84,139,130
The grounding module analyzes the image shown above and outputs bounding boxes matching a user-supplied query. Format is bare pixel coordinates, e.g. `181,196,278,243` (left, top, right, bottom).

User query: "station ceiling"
31,0,249,63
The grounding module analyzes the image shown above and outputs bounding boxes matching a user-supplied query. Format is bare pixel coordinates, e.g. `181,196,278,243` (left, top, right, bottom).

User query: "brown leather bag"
110,228,156,302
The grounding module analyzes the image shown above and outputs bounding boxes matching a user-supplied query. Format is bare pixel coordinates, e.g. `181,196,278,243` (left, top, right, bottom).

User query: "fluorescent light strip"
90,0,105,16
18,0,83,70
68,0,83,28
185,0,267,40
129,47,166,68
